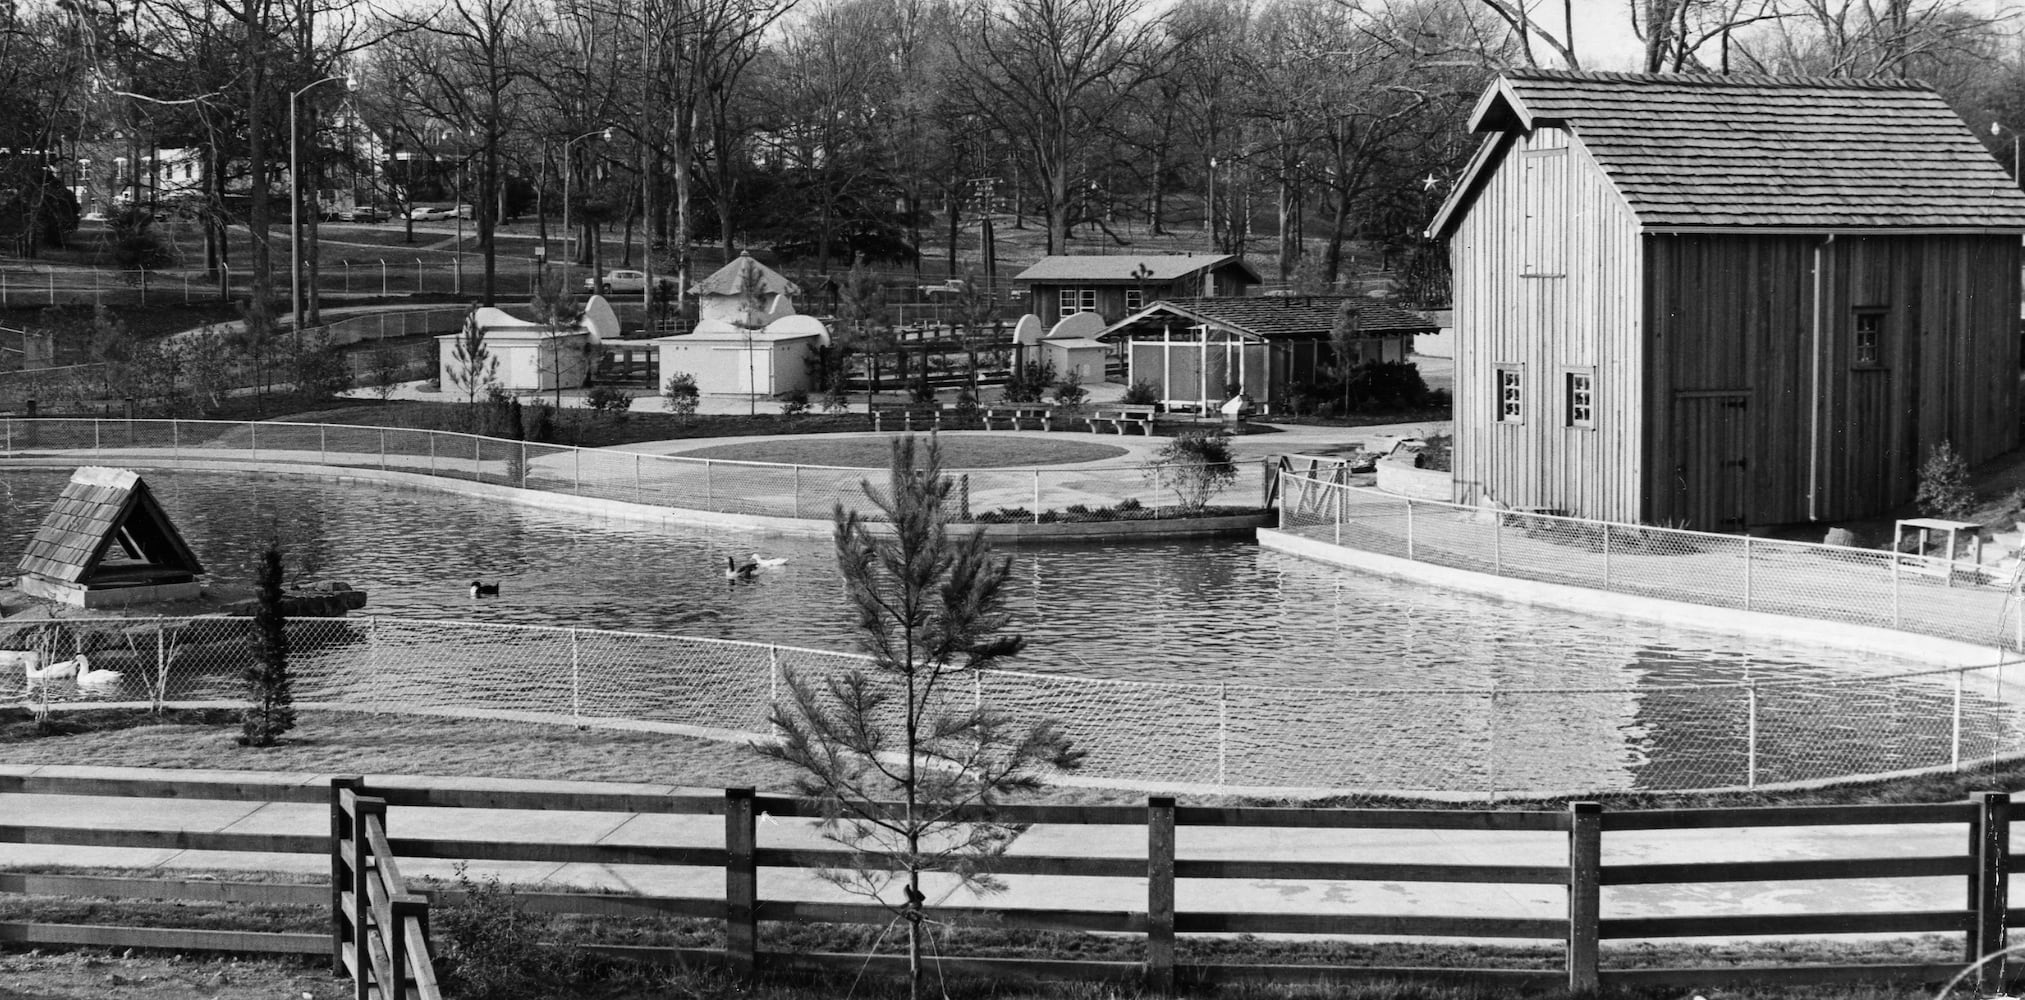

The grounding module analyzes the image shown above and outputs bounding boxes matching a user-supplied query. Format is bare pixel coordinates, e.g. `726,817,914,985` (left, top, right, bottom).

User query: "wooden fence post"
329,776,364,977
1974,791,2011,989
350,794,383,1000
726,787,758,981
1567,801,1602,995
1146,796,1176,996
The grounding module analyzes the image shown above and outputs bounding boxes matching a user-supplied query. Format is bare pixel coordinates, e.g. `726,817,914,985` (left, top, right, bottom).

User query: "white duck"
749,553,788,569
76,656,124,687
26,654,82,682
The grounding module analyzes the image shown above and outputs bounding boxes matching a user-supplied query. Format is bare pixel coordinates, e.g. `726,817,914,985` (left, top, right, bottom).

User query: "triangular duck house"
16,467,205,607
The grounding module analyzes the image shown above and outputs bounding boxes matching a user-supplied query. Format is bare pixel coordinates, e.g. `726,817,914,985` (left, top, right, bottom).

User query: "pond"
0,468,2001,792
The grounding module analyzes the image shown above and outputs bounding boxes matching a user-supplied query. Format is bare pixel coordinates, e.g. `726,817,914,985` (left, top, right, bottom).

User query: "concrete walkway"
0,764,1983,946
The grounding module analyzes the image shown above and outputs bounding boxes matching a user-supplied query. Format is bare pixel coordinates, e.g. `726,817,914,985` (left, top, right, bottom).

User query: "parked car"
408,205,453,221
339,206,385,223
584,269,648,295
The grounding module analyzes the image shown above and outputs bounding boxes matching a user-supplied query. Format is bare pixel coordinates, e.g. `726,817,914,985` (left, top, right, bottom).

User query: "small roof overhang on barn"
1098,296,1438,344
692,252,801,298
16,467,204,592
1013,254,1264,286
1427,70,2025,239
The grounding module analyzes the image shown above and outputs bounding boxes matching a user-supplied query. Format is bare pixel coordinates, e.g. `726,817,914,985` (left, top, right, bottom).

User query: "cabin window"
1059,287,1097,318
1125,288,1144,312
1496,367,1524,423
1853,310,1884,367
1519,148,1567,277
1565,370,1595,428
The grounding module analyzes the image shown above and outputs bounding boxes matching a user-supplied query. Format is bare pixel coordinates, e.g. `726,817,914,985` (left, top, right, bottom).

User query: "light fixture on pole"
289,73,349,329
561,127,612,287
1995,121,2021,191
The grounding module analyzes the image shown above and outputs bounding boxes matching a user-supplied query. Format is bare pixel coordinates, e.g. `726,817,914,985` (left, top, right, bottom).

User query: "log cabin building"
1014,254,1261,325
1428,70,2025,531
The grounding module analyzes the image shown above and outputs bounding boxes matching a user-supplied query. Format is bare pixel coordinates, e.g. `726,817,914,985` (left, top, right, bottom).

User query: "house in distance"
1428,70,2025,531
1014,254,1261,325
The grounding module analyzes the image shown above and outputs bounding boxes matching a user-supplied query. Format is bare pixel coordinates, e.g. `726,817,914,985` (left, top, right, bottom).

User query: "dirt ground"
0,951,348,1000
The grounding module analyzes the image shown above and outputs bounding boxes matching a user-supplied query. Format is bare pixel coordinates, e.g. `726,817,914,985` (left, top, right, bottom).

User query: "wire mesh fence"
5,615,2024,797
1275,473,2025,654
0,418,1269,524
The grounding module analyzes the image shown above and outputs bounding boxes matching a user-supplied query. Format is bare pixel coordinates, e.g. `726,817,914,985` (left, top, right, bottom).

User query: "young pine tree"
760,435,1083,997
238,546,296,746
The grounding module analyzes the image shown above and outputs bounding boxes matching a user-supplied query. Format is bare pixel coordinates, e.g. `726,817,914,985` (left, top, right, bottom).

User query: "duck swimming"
76,657,123,687
26,654,81,682
724,556,758,583
470,581,500,598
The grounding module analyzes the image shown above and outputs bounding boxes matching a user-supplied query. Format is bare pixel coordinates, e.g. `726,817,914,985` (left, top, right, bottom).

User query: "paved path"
0,764,1983,945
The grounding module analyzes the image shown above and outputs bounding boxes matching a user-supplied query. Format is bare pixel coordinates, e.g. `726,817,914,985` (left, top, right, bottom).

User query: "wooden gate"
1670,392,1751,531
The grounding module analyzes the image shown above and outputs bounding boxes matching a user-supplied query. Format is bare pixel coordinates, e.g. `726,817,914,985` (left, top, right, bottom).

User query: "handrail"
335,782,441,1000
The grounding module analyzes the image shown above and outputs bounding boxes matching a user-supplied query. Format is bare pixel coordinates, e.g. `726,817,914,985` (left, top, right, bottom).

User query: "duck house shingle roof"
1431,70,2025,234
16,467,203,586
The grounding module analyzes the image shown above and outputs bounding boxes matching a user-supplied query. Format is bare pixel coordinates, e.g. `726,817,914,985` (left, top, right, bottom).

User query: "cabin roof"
15,467,204,586
692,253,800,297
1099,296,1438,342
1013,254,1263,285
1429,70,2025,236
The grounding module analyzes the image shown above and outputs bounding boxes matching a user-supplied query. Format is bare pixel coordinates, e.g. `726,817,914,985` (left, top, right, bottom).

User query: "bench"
869,403,942,433
1085,405,1157,436
982,406,1054,432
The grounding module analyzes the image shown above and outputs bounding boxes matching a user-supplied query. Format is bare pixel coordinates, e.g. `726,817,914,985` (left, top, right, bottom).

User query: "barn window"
1496,367,1524,423
1125,288,1144,312
1853,310,1884,367
1565,371,1594,428
1060,287,1097,318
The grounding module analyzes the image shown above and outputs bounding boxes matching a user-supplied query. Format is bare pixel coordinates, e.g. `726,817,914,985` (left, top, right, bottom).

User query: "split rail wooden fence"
0,771,2017,993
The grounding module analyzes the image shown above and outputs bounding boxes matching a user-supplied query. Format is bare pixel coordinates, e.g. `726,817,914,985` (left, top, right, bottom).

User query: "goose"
724,556,758,583
749,553,788,569
470,581,500,599
26,654,81,682
76,656,123,687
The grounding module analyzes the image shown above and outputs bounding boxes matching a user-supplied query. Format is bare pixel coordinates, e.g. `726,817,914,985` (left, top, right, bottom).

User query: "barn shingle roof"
1431,70,2025,234
1100,296,1438,341
1013,255,1263,284
16,467,203,585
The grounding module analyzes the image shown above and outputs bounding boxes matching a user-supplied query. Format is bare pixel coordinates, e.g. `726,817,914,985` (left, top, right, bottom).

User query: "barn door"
1671,393,1751,531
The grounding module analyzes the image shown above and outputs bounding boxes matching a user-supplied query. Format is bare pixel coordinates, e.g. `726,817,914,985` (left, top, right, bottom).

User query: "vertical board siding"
1453,128,1641,521
1645,234,2018,528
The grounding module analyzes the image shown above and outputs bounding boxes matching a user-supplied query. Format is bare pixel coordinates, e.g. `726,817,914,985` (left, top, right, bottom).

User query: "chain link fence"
1275,473,2025,654
0,418,1268,524
4,615,2021,797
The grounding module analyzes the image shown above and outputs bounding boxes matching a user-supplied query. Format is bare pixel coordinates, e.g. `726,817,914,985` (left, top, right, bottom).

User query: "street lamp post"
289,74,348,329
561,127,612,287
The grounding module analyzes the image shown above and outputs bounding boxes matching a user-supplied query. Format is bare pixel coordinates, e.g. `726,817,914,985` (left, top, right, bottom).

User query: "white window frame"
1496,366,1524,424
1125,288,1144,312
1565,369,1595,429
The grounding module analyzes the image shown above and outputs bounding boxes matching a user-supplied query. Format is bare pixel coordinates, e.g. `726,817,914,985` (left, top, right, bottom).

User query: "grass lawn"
673,435,1130,468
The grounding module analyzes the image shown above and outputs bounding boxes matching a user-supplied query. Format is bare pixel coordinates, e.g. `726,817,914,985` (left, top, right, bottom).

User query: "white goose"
26,654,82,682
749,553,788,569
76,656,124,687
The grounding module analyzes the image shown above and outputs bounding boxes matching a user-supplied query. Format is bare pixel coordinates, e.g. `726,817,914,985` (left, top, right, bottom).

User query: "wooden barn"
1098,296,1436,411
1428,71,2025,531
1014,255,1261,325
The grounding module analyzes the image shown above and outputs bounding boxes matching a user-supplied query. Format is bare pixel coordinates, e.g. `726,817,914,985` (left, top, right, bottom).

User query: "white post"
570,628,582,727
247,421,255,461
1743,536,1753,612
1892,553,1902,629
1333,482,1342,546
93,419,100,453
1405,497,1415,560
319,425,326,465
1746,683,1758,788
1216,682,1228,787
792,466,802,518
154,618,167,713
1496,509,1505,576
634,452,642,503
415,258,423,291
172,420,178,463
705,459,713,503
1599,522,1608,588
1033,469,1041,524
574,448,582,494
474,436,481,479
1954,670,1964,771
380,259,388,296
378,429,386,471
428,434,435,476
